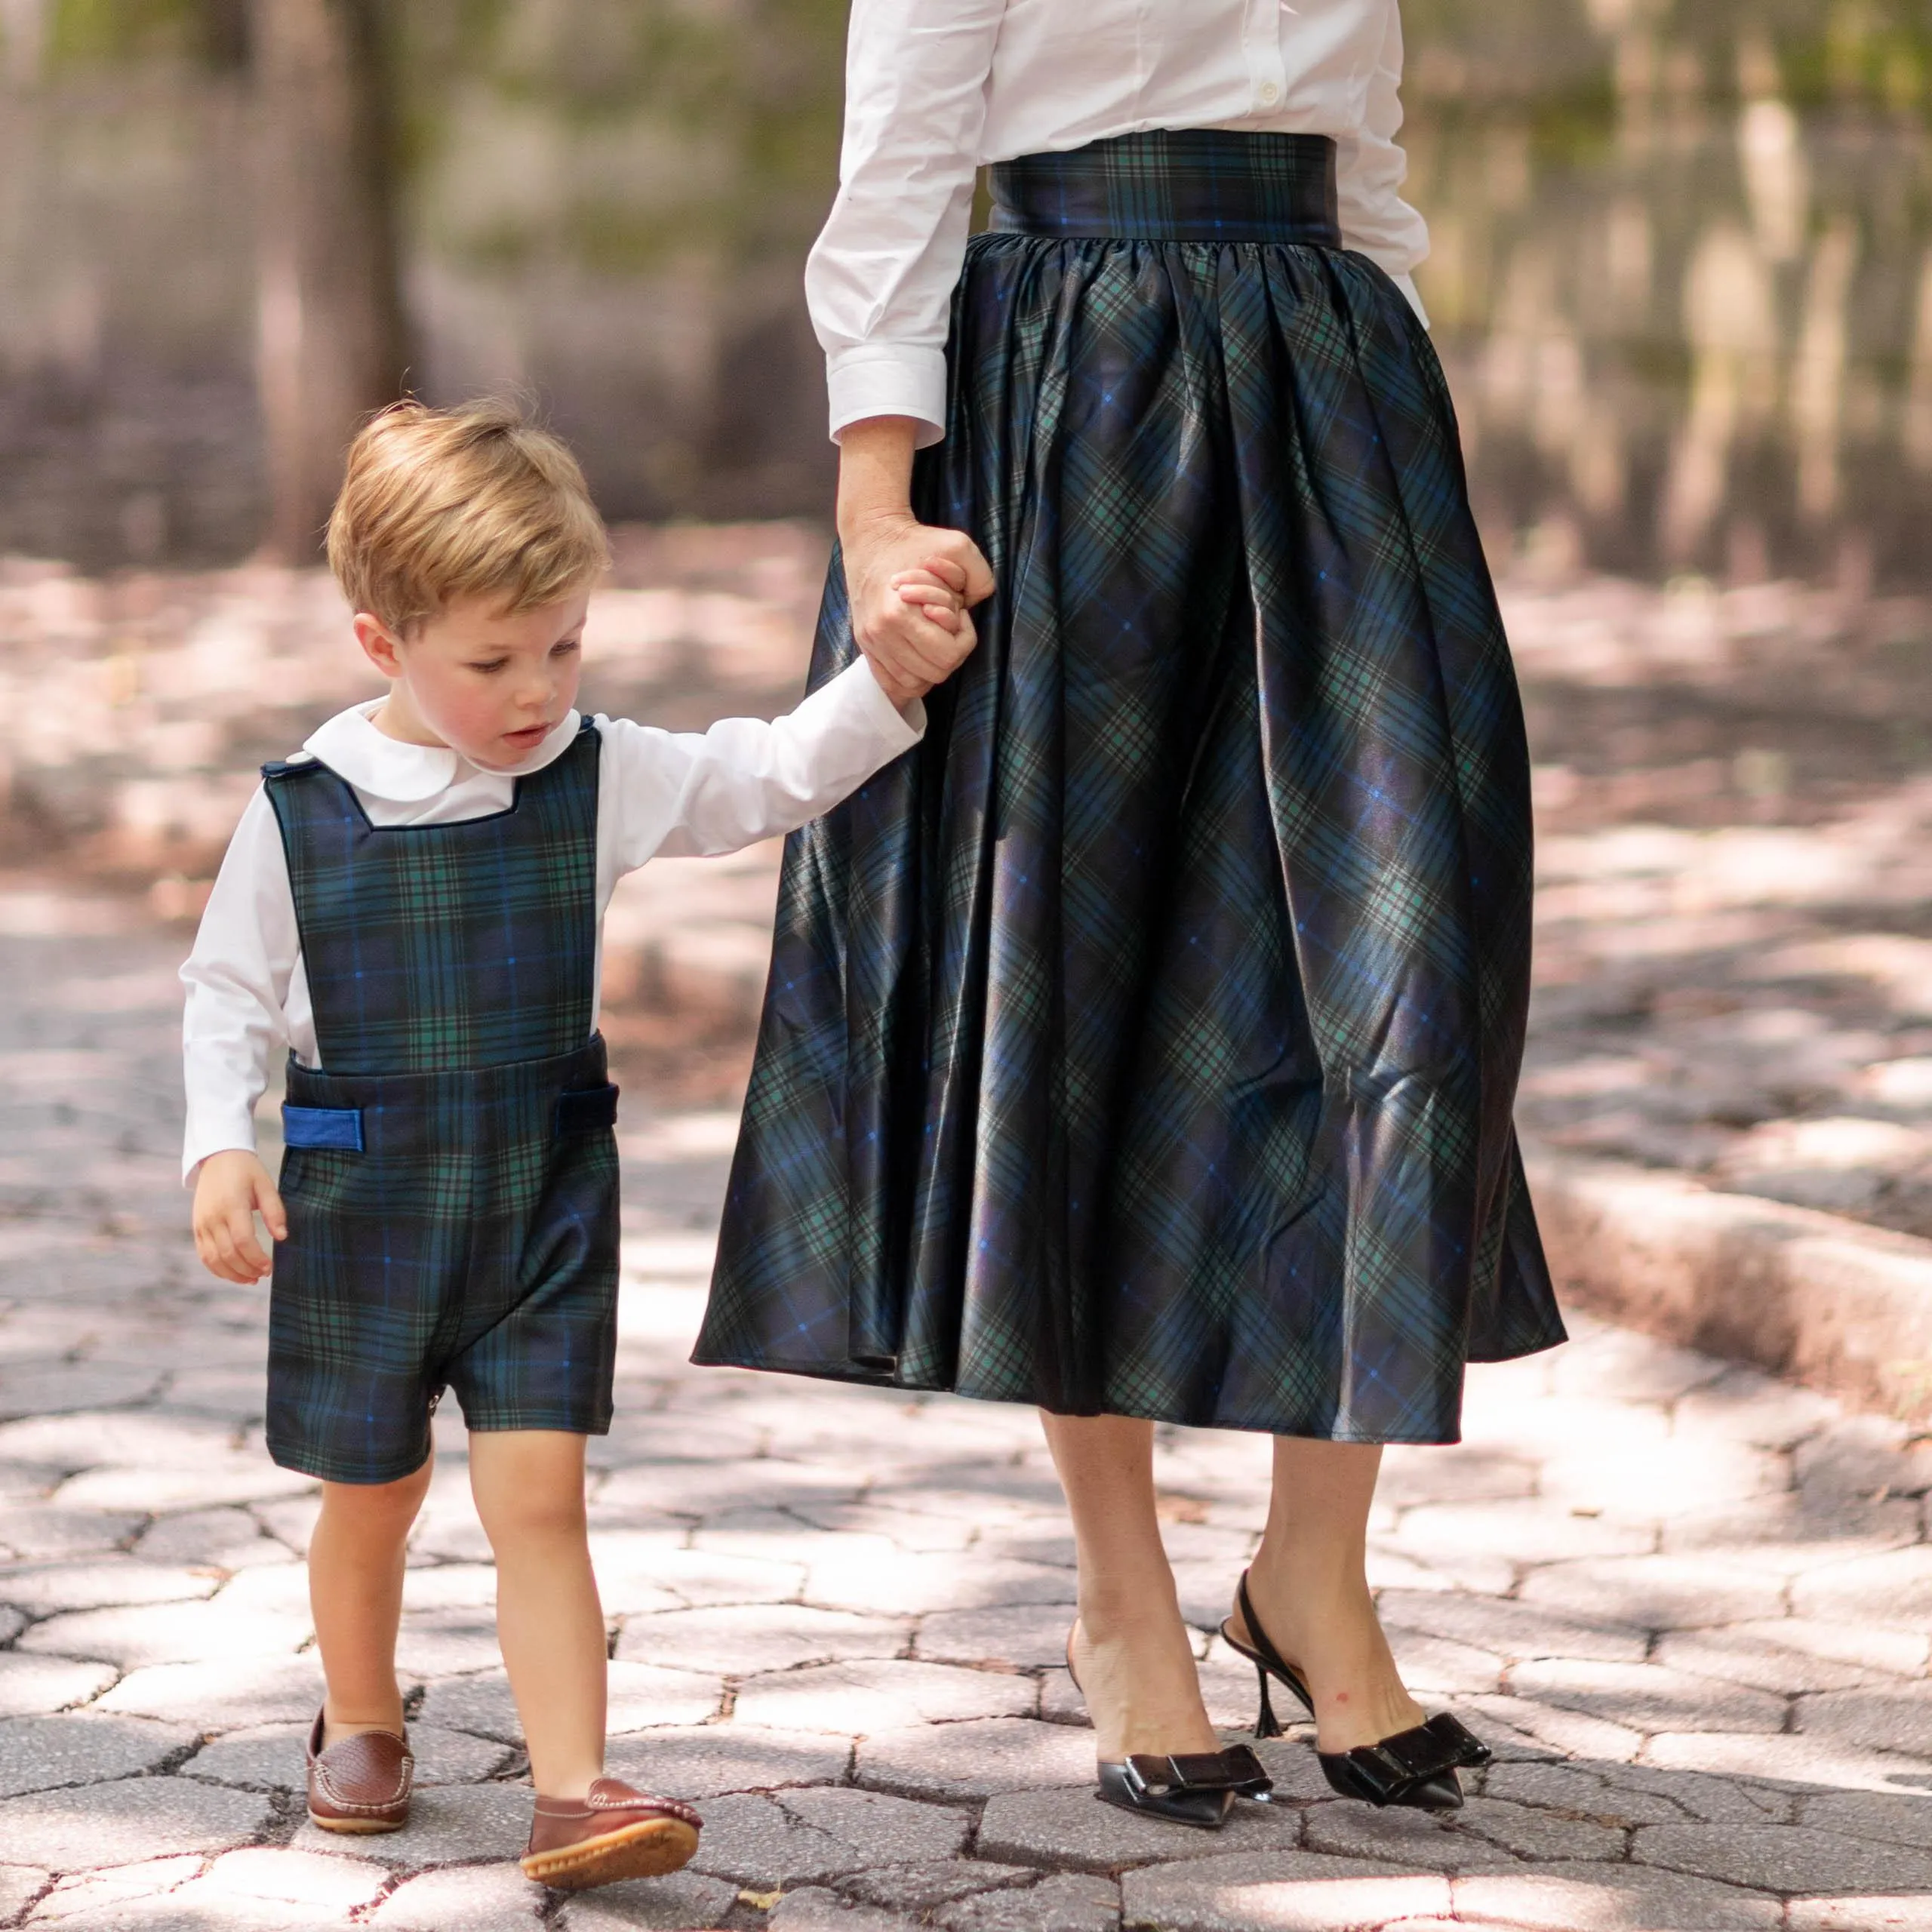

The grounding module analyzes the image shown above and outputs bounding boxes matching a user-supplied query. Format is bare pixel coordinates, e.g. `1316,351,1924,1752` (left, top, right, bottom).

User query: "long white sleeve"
180,663,924,1180
805,0,1435,441
1334,1,1430,319
602,660,924,872
806,0,1007,445
180,786,300,1181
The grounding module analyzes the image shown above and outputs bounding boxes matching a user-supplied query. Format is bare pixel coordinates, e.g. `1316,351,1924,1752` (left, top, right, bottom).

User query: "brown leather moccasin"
521,1778,702,1890
305,1709,413,1833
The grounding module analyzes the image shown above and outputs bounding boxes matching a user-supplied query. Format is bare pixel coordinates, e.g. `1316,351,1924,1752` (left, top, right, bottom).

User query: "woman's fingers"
922,534,994,605
894,557,970,596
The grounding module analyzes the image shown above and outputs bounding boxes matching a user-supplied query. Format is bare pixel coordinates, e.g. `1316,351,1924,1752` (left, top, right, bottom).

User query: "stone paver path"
2,888,1932,1931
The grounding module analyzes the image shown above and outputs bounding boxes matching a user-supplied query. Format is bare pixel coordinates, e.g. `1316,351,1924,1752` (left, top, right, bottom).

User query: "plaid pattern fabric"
268,1040,619,1482
989,128,1340,245
263,721,601,1073
697,131,1565,1444
261,730,617,1482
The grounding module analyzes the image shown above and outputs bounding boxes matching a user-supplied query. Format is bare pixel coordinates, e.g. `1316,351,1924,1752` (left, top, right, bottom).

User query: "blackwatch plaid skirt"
695,129,1567,1442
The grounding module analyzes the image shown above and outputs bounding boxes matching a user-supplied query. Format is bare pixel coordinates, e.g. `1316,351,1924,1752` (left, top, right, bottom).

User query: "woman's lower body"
697,128,1566,1810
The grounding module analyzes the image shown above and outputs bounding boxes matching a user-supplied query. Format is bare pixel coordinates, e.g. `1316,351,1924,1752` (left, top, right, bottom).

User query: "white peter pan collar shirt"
180,659,922,1181
809,0,1432,445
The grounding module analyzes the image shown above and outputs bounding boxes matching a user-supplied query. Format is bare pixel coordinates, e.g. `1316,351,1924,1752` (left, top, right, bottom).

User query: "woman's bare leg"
1038,1412,1220,1761
1227,1438,1423,1753
308,1460,434,1742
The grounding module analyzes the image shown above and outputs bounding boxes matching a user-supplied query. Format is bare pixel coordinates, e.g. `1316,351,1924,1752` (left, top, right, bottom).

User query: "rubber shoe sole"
521,1816,700,1890
308,1809,408,1834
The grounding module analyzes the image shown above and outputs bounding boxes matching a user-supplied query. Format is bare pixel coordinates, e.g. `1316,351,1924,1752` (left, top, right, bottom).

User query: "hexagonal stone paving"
5,899,1932,1930
1121,1851,1453,1932
615,1603,909,1675
857,1718,1094,1801
0,1775,273,1871
732,1660,1037,1735
286,1781,534,1870
182,1718,510,1792
0,1653,118,1719
0,1713,198,1799
555,1869,740,1929
369,1862,548,1928
690,1786,971,1885
977,1789,1304,1875
1452,1860,1785,1930
603,1724,852,1798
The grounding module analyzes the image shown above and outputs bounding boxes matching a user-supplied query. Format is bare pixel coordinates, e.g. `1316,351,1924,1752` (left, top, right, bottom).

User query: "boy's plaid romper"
260,721,620,1484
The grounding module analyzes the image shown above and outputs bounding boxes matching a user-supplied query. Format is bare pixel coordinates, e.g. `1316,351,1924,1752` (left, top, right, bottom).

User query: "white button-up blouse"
807,0,1431,445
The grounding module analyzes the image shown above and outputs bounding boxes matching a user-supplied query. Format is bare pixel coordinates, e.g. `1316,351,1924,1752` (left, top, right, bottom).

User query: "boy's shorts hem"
266,1408,612,1484
460,1410,614,1437
266,1438,433,1487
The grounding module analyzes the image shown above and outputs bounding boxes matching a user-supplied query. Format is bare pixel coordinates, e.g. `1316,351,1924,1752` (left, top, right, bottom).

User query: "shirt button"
1258,81,1280,105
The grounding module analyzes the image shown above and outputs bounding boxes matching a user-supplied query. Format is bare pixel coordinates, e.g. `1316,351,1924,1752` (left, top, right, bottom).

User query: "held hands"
192,1149,288,1284
844,516,993,707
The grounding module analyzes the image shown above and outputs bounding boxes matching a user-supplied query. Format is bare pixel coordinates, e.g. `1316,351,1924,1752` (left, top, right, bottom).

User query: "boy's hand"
192,1150,288,1284
870,558,980,703
842,518,992,706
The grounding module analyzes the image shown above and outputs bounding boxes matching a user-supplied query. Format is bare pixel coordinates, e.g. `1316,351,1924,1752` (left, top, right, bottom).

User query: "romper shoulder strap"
261,753,331,784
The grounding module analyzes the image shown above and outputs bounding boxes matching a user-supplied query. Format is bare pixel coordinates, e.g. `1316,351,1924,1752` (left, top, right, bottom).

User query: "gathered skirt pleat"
694,209,1565,1442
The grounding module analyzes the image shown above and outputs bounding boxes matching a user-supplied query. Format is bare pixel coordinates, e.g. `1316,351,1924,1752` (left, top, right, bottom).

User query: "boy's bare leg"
469,1429,608,1798
309,1461,434,1742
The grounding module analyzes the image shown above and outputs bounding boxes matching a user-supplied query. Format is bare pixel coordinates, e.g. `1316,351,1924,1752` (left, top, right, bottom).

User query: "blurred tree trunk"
251,0,408,561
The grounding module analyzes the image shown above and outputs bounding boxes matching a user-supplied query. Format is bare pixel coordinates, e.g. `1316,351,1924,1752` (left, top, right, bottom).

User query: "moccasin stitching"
586,1792,700,1824
314,1749,413,1811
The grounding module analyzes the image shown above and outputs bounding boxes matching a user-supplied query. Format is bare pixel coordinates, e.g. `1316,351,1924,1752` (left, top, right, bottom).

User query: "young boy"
182,398,971,1889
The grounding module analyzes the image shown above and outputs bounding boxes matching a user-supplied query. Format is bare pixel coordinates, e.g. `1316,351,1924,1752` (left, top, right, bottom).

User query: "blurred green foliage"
397,0,849,267
43,0,245,67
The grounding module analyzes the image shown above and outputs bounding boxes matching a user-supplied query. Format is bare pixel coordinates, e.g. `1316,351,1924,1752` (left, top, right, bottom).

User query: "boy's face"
355,590,589,769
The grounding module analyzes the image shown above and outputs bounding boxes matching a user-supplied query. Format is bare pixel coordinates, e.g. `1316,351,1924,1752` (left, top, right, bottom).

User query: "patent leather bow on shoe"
1220,1570,1491,1813
1067,1629,1274,1829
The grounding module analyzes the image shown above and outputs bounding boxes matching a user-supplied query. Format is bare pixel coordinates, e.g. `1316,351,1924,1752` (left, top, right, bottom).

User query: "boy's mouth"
503,721,553,749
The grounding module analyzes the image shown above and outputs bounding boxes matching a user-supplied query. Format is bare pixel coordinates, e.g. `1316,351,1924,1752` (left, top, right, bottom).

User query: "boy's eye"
469,657,510,674
553,638,581,657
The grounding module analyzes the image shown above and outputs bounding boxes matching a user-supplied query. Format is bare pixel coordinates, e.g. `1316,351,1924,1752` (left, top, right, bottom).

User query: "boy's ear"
352,611,405,678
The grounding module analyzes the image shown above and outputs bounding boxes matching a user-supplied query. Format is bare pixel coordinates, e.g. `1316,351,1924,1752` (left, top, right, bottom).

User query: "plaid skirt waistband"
987,129,1340,245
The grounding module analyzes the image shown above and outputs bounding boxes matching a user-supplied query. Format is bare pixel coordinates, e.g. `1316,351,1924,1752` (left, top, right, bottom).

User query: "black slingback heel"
1064,1626,1273,1830
1219,1570,1490,1812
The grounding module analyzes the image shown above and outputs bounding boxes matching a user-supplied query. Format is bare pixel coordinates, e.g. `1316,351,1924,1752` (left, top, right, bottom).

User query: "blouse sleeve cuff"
182,1117,259,1187
826,347,949,448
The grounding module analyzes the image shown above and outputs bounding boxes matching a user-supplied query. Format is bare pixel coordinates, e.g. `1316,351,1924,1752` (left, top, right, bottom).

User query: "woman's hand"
192,1149,287,1284
837,417,993,705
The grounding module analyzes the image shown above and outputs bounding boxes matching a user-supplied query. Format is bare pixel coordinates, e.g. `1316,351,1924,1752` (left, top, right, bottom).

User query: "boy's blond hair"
327,398,608,634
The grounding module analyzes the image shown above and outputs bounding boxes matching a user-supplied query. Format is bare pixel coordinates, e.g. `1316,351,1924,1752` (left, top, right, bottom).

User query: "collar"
299,700,583,803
